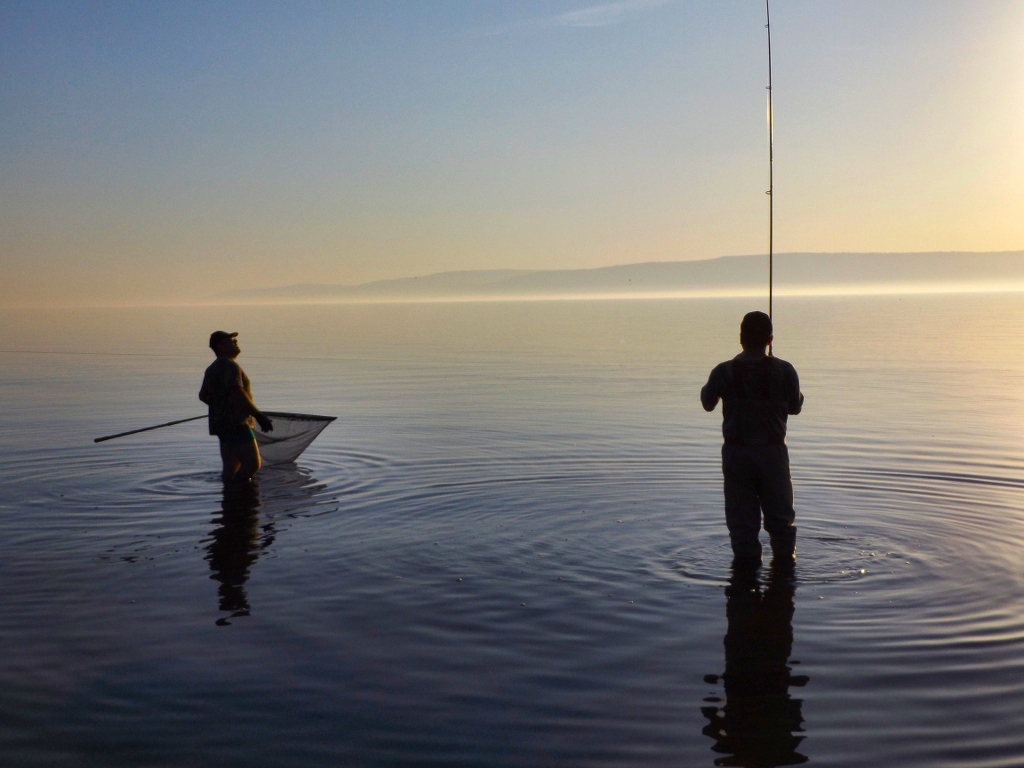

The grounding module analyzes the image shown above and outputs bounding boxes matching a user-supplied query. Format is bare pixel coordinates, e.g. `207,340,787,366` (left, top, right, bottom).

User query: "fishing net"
254,411,336,465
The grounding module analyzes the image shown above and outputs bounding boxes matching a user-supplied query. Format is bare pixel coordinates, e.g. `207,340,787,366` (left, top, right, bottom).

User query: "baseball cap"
209,330,238,349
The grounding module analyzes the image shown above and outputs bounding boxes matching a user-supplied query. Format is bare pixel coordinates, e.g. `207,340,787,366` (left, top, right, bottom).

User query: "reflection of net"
254,412,335,465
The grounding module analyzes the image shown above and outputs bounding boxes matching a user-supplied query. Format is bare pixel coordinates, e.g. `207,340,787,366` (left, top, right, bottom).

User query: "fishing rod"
94,415,206,443
766,0,774,354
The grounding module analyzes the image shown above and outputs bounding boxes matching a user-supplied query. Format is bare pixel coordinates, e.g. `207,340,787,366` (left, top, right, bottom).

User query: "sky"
2,0,1024,307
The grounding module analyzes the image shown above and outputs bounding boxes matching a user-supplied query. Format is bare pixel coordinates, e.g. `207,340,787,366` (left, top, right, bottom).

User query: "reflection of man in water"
199,331,274,482
702,561,809,766
206,479,274,625
701,312,804,562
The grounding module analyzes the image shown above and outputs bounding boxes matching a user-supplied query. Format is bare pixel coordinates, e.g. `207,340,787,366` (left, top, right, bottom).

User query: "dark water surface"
3,295,1024,766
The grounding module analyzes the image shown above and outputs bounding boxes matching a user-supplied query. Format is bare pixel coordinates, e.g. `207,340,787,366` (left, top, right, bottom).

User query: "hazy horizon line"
235,248,1024,295
6,279,1024,311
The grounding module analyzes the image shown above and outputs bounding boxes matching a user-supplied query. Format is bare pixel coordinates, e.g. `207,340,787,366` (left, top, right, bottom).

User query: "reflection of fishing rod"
94,415,205,443
766,0,775,354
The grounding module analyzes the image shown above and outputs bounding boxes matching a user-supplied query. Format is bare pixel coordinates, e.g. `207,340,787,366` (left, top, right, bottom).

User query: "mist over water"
2,294,1024,766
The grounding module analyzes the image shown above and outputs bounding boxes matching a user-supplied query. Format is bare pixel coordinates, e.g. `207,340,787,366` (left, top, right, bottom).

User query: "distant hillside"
222,252,1024,302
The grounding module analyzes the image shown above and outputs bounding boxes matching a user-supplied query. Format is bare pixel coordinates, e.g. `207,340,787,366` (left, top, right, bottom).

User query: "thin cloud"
473,0,672,37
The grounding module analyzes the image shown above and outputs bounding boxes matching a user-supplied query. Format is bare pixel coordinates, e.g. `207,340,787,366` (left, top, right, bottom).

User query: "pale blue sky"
2,1,1023,305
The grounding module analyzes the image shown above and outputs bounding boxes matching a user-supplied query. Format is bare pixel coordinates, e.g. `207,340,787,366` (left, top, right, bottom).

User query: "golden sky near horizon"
2,1,1024,307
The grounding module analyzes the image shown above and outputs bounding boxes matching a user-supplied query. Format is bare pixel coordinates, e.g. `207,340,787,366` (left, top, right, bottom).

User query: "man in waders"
199,331,273,482
701,312,803,563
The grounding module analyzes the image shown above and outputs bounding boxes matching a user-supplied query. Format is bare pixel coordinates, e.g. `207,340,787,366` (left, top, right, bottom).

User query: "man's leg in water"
219,438,261,481
233,439,261,481
219,439,241,481
757,445,796,562
723,445,763,560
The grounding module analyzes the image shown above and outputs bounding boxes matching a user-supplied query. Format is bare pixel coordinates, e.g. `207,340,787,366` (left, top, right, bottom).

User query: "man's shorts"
217,425,256,446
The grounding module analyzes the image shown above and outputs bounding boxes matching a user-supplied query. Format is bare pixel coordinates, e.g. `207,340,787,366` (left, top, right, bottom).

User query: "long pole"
94,415,206,443
766,0,774,353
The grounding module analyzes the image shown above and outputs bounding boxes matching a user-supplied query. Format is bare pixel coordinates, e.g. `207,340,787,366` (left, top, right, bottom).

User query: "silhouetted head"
210,330,241,359
740,311,773,351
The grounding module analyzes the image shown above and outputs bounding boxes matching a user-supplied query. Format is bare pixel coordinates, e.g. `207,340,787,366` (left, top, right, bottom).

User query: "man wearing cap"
701,312,804,563
199,331,273,481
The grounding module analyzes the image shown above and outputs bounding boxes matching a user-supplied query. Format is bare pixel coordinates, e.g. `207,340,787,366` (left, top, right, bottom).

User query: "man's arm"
700,366,723,412
228,386,273,432
787,366,804,415
198,372,212,404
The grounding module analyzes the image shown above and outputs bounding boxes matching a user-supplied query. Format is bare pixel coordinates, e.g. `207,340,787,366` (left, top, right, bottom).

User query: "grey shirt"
701,355,803,446
200,357,255,435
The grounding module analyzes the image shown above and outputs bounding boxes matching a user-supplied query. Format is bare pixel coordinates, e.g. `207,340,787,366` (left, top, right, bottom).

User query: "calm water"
3,295,1024,767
